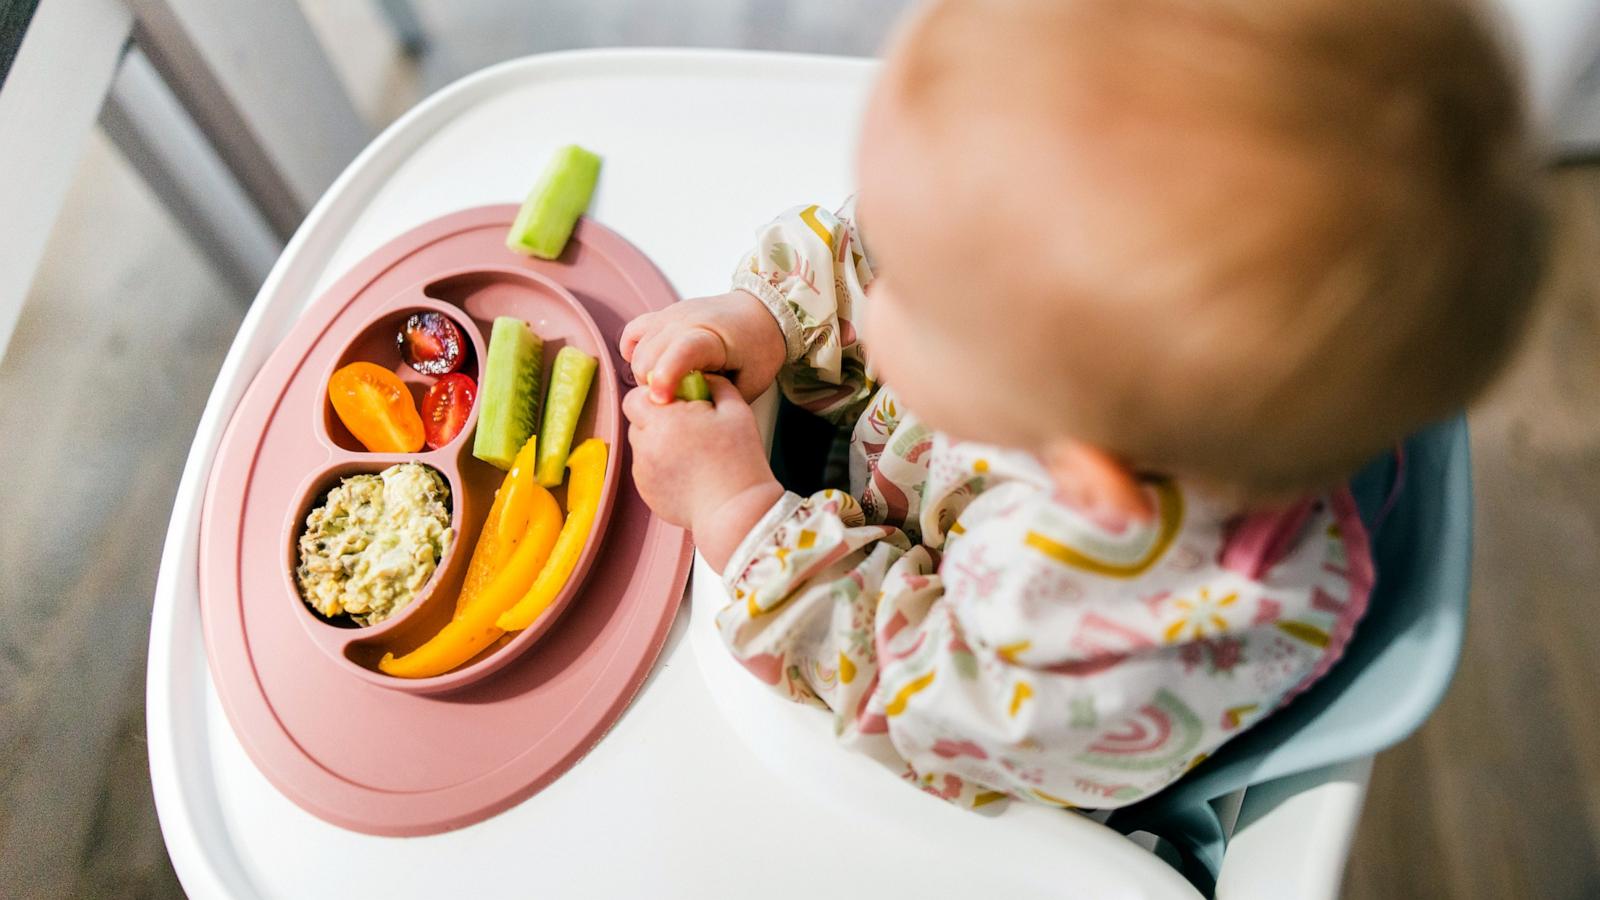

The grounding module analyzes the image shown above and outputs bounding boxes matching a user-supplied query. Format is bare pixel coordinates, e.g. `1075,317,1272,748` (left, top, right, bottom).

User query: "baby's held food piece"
499,438,607,631
674,371,712,402
473,316,544,470
295,463,452,626
328,362,425,453
647,370,712,402
506,144,602,260
535,346,597,486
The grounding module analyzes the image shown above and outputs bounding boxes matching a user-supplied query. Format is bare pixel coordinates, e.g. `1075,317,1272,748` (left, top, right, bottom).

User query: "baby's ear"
1041,440,1156,528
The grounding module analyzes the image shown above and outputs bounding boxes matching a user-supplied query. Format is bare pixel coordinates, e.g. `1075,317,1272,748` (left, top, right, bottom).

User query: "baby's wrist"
727,289,788,371
692,478,785,574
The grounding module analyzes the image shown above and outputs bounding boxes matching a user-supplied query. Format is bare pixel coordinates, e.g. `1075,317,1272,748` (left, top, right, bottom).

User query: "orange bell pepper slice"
379,438,564,678
496,438,607,631
327,362,424,453
452,437,539,616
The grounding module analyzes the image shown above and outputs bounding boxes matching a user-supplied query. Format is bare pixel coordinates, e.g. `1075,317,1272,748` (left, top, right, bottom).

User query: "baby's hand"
622,374,783,572
619,291,785,404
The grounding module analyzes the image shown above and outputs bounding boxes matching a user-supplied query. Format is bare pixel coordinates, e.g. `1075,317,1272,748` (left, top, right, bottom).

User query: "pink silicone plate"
289,264,623,694
199,207,692,835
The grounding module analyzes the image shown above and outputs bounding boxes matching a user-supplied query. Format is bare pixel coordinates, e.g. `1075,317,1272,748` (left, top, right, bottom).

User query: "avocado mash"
295,463,452,625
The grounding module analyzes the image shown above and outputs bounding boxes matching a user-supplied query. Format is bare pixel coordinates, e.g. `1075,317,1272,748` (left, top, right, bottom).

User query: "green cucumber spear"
506,145,602,260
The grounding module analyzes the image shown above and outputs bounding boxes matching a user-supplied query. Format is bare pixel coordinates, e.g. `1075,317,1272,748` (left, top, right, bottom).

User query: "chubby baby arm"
716,484,1316,809
619,199,874,424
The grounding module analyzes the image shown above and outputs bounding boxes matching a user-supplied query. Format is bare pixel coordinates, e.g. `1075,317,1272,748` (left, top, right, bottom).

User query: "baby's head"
856,0,1545,511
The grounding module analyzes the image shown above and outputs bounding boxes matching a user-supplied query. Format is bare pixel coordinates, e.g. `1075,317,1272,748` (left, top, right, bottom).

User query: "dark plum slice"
398,312,465,375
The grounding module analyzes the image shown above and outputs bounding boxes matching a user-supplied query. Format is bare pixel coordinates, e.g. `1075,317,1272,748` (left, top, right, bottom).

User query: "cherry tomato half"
398,312,466,375
421,372,477,450
328,362,425,453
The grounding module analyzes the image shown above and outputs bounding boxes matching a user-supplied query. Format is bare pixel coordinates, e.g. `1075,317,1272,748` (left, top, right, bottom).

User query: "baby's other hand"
622,375,782,572
619,290,785,404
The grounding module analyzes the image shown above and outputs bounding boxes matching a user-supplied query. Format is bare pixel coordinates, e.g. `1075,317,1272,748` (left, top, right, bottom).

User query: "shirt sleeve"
718,479,1359,810
731,200,874,425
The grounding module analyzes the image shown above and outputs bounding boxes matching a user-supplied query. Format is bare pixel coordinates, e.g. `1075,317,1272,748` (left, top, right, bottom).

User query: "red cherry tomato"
421,373,477,449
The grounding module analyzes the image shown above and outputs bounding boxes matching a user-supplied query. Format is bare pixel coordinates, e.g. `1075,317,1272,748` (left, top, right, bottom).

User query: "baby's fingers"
703,373,745,408
619,311,667,364
621,385,657,426
629,330,668,389
649,328,726,404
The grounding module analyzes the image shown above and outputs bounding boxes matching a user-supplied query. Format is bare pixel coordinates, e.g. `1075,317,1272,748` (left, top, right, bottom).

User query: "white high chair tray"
146,49,1203,899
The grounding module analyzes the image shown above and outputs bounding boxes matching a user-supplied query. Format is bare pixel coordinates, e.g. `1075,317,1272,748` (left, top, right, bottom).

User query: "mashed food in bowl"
295,462,452,625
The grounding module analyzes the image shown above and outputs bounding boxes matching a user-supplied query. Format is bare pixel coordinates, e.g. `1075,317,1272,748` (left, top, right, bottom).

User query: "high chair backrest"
1107,415,1473,894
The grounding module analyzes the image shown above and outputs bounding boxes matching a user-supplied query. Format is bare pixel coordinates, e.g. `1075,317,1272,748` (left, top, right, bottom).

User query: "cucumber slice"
645,370,712,402
675,371,711,402
506,145,602,260
535,346,598,486
472,317,544,470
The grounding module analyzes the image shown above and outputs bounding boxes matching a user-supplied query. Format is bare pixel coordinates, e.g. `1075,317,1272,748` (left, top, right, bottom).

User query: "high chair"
144,45,1522,898
1108,416,1473,896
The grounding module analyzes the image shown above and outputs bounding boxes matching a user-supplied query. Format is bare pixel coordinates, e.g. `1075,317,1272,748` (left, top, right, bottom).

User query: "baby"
620,0,1543,809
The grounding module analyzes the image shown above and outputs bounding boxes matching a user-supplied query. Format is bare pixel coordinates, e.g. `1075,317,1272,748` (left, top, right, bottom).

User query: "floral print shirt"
720,201,1374,809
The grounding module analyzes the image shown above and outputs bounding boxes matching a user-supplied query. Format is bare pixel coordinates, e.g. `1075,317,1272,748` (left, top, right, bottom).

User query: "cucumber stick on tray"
506,145,602,260
535,346,598,486
473,317,544,470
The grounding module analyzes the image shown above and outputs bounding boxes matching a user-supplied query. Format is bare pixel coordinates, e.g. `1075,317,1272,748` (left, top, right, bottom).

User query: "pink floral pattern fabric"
732,199,876,425
719,202,1375,810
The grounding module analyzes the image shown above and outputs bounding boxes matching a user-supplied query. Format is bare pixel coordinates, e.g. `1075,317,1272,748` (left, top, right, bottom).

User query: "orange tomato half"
328,362,425,453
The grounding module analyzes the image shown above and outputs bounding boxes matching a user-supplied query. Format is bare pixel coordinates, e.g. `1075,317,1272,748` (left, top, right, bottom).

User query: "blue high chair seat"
1106,415,1473,894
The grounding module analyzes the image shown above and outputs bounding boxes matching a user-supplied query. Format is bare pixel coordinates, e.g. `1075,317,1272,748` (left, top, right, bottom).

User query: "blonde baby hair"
876,0,1547,497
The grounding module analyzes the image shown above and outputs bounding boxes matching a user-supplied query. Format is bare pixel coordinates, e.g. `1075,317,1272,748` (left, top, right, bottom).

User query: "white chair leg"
100,47,281,298
1494,0,1600,161
123,0,370,239
0,0,131,359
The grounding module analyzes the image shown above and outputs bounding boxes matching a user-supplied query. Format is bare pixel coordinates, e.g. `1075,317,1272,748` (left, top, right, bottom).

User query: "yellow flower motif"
1008,680,1035,717
973,458,990,474
996,640,1031,664
886,670,936,716
1162,588,1239,643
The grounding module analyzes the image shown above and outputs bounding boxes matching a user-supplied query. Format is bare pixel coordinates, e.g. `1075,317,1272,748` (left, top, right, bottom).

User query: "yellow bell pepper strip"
496,438,608,631
492,435,541,563
379,456,564,678
451,436,540,616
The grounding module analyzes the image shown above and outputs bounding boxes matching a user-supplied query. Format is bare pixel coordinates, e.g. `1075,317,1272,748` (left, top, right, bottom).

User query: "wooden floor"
0,127,240,897
0,3,1595,897
1344,164,1600,900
